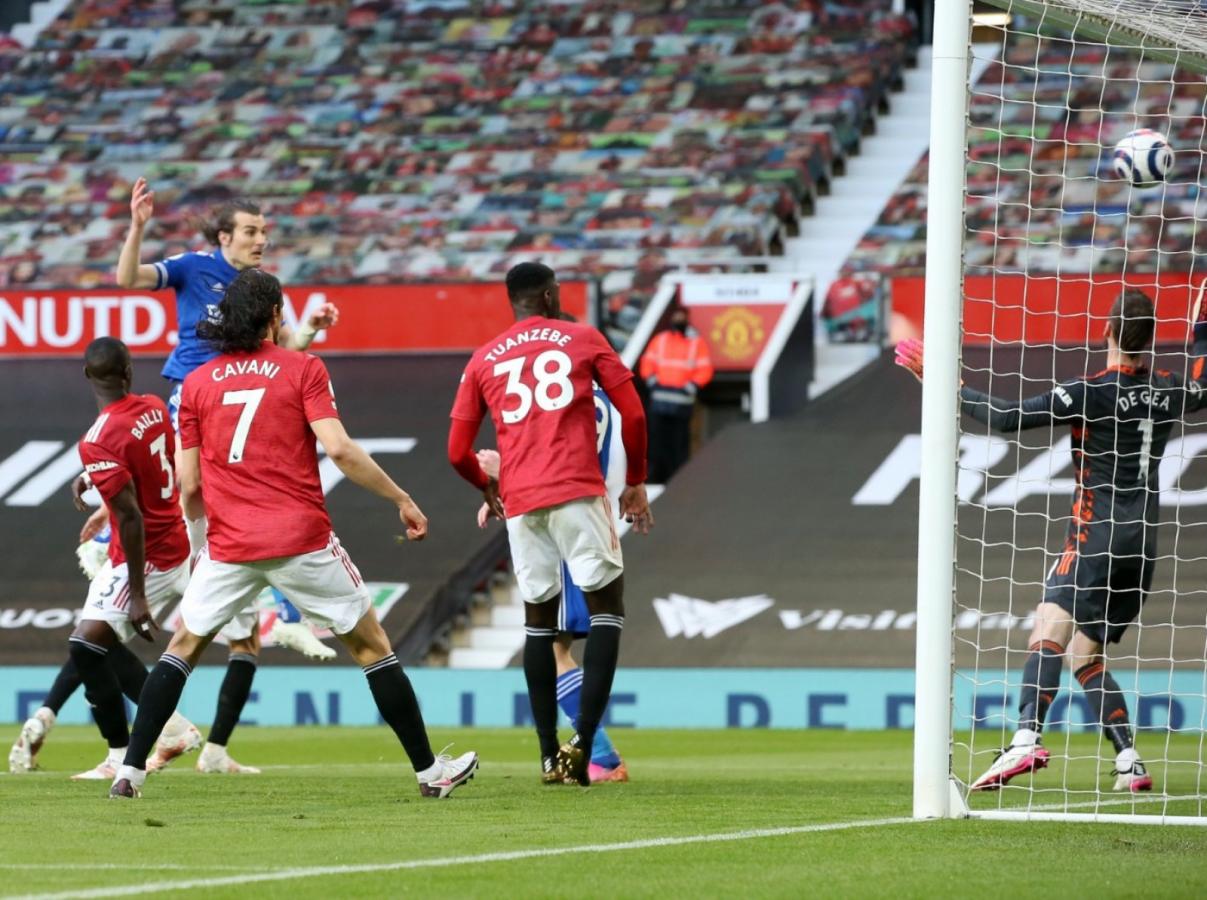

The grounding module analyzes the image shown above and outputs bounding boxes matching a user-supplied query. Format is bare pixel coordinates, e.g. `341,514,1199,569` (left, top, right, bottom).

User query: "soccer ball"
1112,129,1174,184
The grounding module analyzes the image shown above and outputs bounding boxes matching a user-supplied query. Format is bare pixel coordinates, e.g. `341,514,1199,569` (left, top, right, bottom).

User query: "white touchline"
10,817,919,900
0,865,259,873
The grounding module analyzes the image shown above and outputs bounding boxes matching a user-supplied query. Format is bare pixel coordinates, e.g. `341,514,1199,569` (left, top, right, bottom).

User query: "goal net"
917,0,1207,824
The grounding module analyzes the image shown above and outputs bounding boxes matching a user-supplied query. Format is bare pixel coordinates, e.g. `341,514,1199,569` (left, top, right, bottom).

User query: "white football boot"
970,737,1051,791
72,749,125,781
9,707,55,773
196,742,261,774
146,713,203,773
269,620,337,660
418,749,479,799
1112,748,1154,792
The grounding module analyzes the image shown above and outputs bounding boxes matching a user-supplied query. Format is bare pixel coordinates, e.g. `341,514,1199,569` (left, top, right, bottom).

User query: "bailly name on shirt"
129,407,164,441
484,326,573,363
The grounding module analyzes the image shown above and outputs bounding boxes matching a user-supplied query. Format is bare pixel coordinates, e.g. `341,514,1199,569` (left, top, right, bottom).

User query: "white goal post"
915,0,1207,824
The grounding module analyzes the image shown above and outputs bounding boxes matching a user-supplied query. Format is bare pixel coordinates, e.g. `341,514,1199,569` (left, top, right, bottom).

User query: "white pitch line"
0,865,259,873
982,793,1205,815
9,816,919,900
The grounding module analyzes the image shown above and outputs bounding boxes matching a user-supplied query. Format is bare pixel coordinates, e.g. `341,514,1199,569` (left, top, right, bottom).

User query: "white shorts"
80,558,189,644
506,496,623,604
180,533,370,638
216,605,260,643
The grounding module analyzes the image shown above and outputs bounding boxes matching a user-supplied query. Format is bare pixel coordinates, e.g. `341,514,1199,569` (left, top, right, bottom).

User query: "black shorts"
1043,516,1155,645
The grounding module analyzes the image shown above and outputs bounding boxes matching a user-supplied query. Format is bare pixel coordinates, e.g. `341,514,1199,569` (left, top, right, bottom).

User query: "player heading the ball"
110,269,477,800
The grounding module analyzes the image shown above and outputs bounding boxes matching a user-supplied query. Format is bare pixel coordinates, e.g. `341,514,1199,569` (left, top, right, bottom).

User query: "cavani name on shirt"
210,359,282,381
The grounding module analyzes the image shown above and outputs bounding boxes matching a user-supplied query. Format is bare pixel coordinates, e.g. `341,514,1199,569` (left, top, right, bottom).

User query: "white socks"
115,764,146,787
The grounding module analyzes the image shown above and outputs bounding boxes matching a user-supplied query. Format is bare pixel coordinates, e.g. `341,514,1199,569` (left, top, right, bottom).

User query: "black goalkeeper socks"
577,615,624,751
1018,640,1064,733
108,642,149,704
523,629,560,759
363,654,435,772
124,654,192,770
42,657,83,715
1076,661,1134,753
207,653,257,746
68,638,128,750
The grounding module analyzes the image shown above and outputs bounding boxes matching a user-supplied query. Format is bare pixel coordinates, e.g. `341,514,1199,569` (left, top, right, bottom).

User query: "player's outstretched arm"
279,303,341,351
311,417,428,540
107,482,156,641
895,339,1076,432
115,177,163,290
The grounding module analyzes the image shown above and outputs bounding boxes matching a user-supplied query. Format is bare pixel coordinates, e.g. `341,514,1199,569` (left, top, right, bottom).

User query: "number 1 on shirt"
222,388,265,463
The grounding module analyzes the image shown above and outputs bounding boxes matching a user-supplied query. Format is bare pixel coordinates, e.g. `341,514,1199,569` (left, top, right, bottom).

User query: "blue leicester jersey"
152,249,240,382
560,386,626,634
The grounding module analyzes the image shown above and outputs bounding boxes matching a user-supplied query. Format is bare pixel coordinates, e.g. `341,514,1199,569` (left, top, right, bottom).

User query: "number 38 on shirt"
493,350,574,424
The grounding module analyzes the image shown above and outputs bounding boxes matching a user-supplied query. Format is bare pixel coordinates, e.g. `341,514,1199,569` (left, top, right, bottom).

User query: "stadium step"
446,647,519,669
490,604,525,628
464,627,527,651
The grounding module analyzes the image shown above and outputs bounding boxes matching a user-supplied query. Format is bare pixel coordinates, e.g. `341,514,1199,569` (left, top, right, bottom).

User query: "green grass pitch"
3,727,1207,898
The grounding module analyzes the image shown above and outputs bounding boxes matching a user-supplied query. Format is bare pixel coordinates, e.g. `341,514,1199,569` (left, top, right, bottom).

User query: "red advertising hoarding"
0,282,590,357
891,274,1202,345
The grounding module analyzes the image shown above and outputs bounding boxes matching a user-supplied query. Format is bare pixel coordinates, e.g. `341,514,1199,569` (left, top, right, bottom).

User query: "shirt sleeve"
960,379,1086,432
178,376,201,451
589,328,634,392
78,439,131,502
450,361,486,422
301,356,340,423
153,252,192,291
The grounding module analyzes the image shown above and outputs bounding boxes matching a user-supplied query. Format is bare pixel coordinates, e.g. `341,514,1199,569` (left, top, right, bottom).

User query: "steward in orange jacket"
638,307,714,481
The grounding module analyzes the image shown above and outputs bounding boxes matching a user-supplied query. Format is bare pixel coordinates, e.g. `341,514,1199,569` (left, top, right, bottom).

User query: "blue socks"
555,668,621,769
272,589,303,624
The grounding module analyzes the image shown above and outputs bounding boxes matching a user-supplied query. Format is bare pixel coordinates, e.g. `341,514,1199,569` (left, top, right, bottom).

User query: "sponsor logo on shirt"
85,460,119,473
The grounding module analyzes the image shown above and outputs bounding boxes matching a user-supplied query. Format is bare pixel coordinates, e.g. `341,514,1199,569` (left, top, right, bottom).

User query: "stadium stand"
840,32,1205,280
0,0,915,345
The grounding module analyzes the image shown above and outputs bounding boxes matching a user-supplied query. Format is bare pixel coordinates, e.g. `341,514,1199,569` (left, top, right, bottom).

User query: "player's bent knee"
525,597,559,631
228,636,259,657
337,611,392,666
70,619,117,648
585,573,625,618
166,626,212,666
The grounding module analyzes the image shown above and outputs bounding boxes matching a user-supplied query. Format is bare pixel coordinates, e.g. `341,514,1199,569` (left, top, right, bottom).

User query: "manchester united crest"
709,307,766,362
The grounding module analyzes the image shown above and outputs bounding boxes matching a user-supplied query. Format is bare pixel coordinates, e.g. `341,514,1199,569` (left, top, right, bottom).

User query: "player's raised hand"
307,302,340,331
398,495,428,541
130,177,154,228
476,448,501,481
895,338,924,382
128,592,158,643
619,484,654,535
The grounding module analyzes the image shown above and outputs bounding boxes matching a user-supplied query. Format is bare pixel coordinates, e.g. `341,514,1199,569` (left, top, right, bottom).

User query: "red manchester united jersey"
78,394,189,570
451,316,634,516
179,341,339,563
